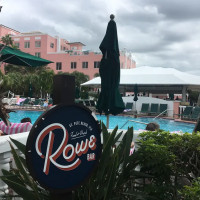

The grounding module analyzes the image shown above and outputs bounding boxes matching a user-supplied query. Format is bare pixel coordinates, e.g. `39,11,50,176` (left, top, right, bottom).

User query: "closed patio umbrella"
133,84,138,113
0,44,53,67
96,15,125,127
133,84,138,102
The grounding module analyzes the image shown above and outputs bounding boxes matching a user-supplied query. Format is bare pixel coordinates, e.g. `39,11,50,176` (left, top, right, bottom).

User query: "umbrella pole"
106,115,109,129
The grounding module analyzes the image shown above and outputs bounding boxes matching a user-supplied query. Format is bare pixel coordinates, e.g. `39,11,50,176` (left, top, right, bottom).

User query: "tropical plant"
1,34,13,46
94,72,99,77
136,130,200,200
1,137,49,200
188,89,199,105
74,124,148,200
36,69,54,98
2,72,25,95
4,64,49,75
0,124,149,200
180,178,200,200
71,71,89,87
1,66,55,98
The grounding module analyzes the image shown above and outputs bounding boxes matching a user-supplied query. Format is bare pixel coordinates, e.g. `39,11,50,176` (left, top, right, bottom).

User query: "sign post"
25,75,102,199
25,104,101,197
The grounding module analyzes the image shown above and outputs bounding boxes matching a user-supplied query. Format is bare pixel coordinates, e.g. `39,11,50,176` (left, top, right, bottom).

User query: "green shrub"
137,130,200,200
180,178,200,200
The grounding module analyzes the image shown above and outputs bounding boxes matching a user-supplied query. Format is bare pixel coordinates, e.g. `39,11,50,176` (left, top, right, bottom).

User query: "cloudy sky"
1,0,200,74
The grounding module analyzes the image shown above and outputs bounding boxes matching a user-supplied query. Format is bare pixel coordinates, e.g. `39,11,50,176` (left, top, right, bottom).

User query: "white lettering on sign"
35,123,97,175
87,153,95,161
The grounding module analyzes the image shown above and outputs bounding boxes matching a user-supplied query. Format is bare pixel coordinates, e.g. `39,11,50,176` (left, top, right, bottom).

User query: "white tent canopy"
81,66,200,100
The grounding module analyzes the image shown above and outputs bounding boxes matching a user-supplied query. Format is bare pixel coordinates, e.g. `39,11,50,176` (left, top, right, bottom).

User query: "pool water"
97,115,195,133
9,110,44,124
8,110,195,133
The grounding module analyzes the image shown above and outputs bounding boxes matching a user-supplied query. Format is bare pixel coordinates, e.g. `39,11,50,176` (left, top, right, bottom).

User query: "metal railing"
120,109,174,129
153,109,173,120
120,119,148,129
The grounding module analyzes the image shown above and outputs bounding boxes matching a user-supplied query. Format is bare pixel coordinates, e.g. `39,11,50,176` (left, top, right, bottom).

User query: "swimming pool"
8,110,195,133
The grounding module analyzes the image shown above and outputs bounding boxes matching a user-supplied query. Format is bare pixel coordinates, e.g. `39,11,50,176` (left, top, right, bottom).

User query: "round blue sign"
25,104,102,192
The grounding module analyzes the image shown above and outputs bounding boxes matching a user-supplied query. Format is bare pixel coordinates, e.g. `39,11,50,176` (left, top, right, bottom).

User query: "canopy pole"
106,115,109,129
16,56,32,67
1,54,16,62
1,55,32,67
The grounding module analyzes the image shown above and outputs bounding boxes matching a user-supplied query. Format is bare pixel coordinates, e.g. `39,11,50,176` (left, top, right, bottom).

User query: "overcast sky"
1,0,200,75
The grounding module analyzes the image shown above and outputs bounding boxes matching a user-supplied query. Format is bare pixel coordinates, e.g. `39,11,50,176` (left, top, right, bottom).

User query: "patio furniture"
149,103,159,115
190,107,200,121
33,99,42,106
20,98,30,106
159,104,168,116
84,100,91,107
124,102,133,111
89,100,96,107
140,103,149,114
123,102,134,114
174,106,193,120
78,100,84,105
31,99,43,109
48,98,53,105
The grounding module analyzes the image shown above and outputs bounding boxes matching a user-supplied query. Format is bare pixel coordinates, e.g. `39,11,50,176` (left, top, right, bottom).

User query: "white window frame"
50,43,54,48
71,62,77,69
24,41,30,48
82,62,88,69
35,41,41,48
94,61,100,68
35,52,41,57
56,62,62,70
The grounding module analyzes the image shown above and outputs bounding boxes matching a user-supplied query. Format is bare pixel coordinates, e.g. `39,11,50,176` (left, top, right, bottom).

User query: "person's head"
21,117,32,123
146,122,160,131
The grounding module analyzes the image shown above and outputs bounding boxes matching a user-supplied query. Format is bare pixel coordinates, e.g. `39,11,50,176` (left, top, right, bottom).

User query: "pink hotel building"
0,24,136,79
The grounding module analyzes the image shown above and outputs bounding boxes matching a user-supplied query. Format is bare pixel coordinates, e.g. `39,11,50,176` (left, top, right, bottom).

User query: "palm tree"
71,71,89,87
1,34,13,46
2,72,24,95
37,70,55,98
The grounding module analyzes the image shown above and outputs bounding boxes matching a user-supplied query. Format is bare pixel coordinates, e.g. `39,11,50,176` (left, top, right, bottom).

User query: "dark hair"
21,117,32,123
146,122,160,131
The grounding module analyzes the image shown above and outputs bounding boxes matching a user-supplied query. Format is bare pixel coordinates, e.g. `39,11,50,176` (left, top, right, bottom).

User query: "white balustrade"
0,132,29,198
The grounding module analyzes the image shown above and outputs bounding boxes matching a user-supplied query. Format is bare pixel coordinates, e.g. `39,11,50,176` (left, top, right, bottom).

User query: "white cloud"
1,0,200,74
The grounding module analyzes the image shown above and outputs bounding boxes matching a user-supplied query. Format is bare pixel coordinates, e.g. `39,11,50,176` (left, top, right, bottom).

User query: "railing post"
0,151,11,196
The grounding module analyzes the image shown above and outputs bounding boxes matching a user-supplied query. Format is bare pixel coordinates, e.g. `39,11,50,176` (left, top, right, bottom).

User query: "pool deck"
5,104,48,111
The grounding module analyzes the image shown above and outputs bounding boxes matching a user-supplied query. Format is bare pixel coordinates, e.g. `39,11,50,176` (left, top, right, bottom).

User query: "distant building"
0,24,136,79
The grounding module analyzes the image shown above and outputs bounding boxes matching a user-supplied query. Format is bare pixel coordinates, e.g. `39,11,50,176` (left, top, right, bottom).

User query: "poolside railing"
120,120,148,129
153,109,173,120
